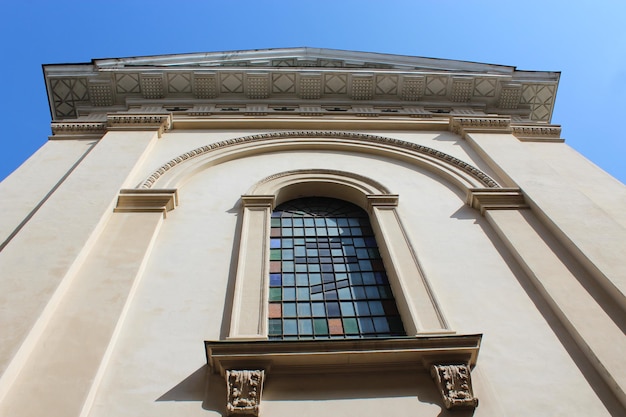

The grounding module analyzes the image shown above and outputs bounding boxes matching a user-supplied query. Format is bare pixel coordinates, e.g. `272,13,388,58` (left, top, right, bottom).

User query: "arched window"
268,197,405,339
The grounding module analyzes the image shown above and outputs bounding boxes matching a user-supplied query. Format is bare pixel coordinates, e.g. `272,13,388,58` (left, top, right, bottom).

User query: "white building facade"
0,48,624,416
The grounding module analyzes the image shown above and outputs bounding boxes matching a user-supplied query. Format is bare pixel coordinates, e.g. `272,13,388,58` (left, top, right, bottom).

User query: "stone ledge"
467,188,527,214
205,335,481,376
114,189,178,218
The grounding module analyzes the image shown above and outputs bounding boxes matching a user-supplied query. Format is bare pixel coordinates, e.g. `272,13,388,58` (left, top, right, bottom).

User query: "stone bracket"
114,189,178,218
467,187,528,214
430,363,479,410
226,369,265,416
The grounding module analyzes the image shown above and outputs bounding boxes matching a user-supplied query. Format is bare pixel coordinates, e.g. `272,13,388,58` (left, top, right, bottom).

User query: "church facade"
0,48,624,416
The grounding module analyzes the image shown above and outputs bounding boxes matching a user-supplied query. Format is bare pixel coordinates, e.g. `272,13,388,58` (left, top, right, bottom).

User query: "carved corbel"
430,364,478,410
226,369,265,416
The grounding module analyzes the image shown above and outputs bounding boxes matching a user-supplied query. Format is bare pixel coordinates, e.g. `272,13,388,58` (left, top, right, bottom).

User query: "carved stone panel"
430,364,478,409
226,369,265,416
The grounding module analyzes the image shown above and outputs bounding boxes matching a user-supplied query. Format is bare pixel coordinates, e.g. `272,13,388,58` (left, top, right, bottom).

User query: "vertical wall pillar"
469,188,626,409
228,195,275,340
0,114,172,416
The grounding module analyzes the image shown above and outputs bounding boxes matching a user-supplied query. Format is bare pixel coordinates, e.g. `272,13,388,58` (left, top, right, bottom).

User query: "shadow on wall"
475,219,625,417
157,365,474,417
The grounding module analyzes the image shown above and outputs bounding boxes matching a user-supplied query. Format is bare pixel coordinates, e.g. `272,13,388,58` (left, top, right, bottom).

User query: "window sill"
205,334,481,375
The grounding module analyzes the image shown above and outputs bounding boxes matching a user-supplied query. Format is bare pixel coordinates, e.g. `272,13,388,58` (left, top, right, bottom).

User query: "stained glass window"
268,197,405,340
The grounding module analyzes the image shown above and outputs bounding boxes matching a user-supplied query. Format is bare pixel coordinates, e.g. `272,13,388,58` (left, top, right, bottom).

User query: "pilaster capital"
114,189,178,218
241,195,276,209
106,113,172,137
49,121,107,140
467,188,527,214
366,194,399,212
449,116,512,137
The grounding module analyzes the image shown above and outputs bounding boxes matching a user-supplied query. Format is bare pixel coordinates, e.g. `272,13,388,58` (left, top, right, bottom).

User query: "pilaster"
228,195,275,340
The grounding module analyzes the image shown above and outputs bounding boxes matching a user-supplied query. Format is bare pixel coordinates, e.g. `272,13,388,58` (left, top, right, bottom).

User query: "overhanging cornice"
42,48,559,123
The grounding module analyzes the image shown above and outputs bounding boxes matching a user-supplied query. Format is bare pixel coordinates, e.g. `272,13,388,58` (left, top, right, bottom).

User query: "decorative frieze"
226,370,265,416
400,76,424,101
50,121,106,139
450,116,512,136
350,75,374,100
498,85,522,109
88,81,115,106
298,74,322,99
106,113,172,137
430,364,478,410
139,74,164,99
451,78,474,102
512,125,563,142
193,73,219,99
245,74,270,99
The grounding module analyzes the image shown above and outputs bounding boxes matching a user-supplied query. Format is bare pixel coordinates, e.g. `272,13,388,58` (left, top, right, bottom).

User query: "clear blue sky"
1,1,625,184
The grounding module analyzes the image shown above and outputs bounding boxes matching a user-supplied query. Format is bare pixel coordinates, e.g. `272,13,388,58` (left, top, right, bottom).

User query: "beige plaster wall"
0,130,158,398
84,149,613,417
0,139,96,244
2,127,622,417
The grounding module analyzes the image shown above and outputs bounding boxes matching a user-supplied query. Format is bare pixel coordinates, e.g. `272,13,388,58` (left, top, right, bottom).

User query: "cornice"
467,188,527,214
43,50,559,123
240,195,276,208
139,131,500,190
106,113,172,137
49,121,107,140
114,189,178,218
511,124,563,142
449,116,512,137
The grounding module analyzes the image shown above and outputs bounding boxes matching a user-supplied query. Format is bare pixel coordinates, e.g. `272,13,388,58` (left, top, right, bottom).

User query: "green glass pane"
314,318,329,335
269,249,281,260
271,218,281,227
269,288,282,301
343,318,359,334
268,319,282,335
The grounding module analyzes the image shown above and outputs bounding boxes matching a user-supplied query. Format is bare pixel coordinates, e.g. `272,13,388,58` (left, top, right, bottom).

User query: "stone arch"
139,131,500,192
228,168,450,341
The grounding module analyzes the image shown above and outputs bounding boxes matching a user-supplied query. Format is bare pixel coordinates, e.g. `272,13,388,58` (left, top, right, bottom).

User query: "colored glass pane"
268,197,405,340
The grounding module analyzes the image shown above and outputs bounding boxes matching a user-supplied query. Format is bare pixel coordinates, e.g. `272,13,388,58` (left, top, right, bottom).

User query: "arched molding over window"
228,169,451,341
139,130,501,192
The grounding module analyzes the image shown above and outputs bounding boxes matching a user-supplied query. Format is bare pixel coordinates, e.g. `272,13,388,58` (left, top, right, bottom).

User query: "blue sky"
1,1,625,184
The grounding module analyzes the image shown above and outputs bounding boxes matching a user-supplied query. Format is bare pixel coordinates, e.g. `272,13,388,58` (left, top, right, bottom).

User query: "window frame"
227,169,451,340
